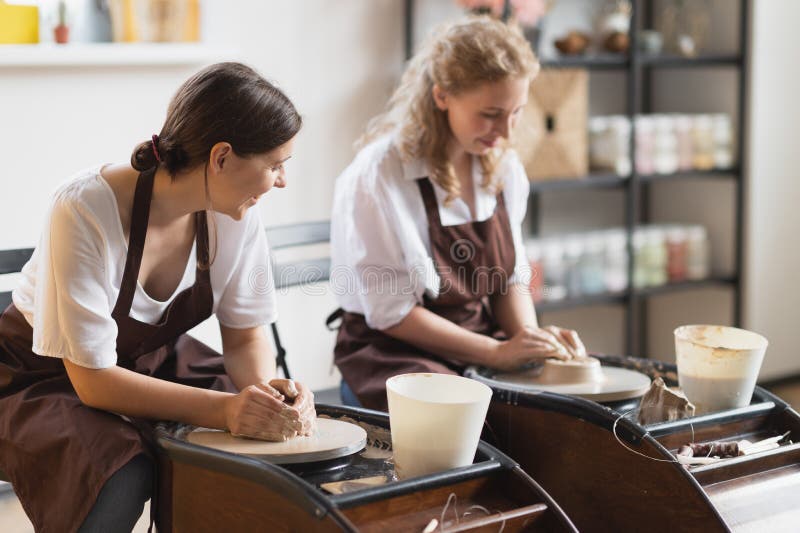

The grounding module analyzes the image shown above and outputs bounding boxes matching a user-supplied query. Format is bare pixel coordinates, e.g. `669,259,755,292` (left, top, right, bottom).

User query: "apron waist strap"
325,308,345,331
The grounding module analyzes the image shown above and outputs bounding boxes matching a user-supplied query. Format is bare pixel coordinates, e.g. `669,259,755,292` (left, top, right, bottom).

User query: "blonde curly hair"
361,16,539,202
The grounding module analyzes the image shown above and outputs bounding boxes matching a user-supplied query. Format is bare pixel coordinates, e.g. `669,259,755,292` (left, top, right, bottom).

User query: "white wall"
195,1,404,390
0,0,403,391
1,0,797,389
745,0,800,379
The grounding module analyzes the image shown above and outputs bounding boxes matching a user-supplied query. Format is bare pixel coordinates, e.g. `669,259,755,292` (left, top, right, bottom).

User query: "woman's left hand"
262,379,317,436
543,326,587,359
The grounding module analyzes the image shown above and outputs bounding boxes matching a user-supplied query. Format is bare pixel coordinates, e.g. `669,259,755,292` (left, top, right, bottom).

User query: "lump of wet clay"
637,377,695,425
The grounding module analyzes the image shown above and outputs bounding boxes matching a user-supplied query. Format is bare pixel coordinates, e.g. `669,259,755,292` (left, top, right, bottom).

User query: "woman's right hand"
224,384,303,442
267,378,316,436
491,326,573,371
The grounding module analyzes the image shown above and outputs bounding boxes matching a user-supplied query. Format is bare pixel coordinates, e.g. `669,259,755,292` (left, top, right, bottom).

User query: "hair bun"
130,140,159,171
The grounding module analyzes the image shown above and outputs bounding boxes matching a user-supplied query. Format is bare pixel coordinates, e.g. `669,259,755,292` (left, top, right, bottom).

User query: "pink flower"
511,0,548,27
455,0,505,17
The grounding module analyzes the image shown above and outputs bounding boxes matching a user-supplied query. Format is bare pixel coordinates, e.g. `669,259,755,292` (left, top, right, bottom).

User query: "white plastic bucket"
386,373,492,480
675,325,768,414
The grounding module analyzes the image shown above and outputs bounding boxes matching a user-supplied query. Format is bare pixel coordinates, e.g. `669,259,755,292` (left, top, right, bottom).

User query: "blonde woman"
330,17,586,411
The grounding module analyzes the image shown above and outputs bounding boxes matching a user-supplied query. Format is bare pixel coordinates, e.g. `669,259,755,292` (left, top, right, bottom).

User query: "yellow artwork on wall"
0,1,40,44
108,0,201,43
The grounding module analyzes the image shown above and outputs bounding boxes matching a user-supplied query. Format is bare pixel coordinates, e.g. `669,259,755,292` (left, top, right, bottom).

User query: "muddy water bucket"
386,373,492,480
675,325,768,414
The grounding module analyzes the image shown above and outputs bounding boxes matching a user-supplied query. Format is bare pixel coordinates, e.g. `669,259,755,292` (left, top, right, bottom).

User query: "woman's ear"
209,142,232,172
432,84,449,111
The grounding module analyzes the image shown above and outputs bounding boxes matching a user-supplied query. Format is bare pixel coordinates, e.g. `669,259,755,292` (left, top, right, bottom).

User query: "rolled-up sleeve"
32,197,119,368
216,208,277,328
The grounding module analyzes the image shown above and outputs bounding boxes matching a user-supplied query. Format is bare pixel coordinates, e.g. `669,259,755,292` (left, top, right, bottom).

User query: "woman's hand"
267,379,316,436
491,326,582,371
224,384,303,442
543,325,587,359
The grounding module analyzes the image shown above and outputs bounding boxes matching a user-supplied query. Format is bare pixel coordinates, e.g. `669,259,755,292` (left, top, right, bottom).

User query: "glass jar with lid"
643,227,668,286
541,240,567,301
526,239,545,303
589,116,610,171
674,114,694,171
632,229,648,289
686,225,711,280
665,225,689,282
579,233,607,295
604,229,629,292
634,115,656,175
609,115,632,176
712,114,734,169
563,237,584,299
691,114,715,170
653,115,679,174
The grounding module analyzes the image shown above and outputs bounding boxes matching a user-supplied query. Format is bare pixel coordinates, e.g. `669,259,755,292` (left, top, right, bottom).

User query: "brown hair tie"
151,134,162,163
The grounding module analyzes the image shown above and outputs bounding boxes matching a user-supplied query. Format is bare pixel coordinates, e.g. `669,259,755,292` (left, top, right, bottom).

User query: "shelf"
530,168,739,192
0,43,235,68
537,291,628,313
540,54,628,70
539,53,741,70
536,275,738,313
530,173,628,192
639,167,740,183
634,275,739,297
638,53,742,68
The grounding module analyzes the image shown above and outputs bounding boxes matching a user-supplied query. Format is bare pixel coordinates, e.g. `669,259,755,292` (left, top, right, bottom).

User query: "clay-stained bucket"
675,325,768,414
386,373,492,480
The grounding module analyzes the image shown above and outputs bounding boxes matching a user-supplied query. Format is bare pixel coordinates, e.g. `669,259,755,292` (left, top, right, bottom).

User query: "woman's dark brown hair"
131,62,302,174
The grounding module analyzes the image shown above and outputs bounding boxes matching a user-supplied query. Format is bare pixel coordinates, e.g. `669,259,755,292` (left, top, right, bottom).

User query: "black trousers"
78,454,153,533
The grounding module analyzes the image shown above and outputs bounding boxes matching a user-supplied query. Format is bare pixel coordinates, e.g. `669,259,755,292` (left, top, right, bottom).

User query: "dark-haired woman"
0,62,314,532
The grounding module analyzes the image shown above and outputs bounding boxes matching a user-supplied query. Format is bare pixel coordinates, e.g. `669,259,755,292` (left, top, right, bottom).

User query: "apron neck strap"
495,185,507,209
112,167,156,318
417,176,509,227
416,177,442,227
194,210,210,270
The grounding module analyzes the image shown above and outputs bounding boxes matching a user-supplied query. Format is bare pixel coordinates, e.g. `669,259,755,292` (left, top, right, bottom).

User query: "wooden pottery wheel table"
465,355,800,533
154,404,578,532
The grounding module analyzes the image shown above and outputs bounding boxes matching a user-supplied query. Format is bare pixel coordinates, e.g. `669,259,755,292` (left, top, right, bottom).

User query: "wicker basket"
514,68,589,180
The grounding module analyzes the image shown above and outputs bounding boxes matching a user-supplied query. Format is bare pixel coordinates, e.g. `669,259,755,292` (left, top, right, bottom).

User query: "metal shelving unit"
638,167,739,183
541,54,629,69
536,275,738,313
639,53,741,67
403,0,748,356
532,1,747,356
529,172,628,192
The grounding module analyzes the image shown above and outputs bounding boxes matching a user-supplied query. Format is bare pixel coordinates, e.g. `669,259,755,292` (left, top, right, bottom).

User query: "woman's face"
433,76,529,156
210,137,294,220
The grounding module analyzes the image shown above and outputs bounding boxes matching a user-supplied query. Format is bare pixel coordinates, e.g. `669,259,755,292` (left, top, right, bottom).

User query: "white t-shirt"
12,166,278,369
330,135,531,331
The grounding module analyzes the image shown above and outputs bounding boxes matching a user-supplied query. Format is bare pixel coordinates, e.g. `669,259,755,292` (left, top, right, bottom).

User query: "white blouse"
330,135,531,331
12,166,278,369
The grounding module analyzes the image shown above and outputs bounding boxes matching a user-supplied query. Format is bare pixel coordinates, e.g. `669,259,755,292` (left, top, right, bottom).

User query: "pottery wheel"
492,366,652,402
187,418,367,464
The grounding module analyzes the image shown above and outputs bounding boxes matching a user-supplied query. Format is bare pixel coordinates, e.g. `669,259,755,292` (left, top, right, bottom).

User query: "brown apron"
333,177,516,411
0,167,235,532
